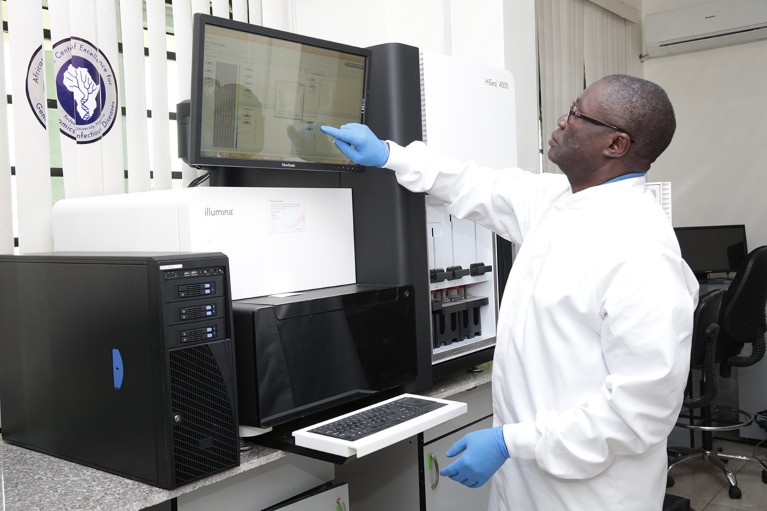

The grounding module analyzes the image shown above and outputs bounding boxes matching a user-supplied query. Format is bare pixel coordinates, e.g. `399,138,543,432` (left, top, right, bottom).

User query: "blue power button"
112,349,124,389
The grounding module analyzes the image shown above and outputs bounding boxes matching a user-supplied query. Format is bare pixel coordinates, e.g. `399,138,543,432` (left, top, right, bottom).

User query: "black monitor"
674,224,748,279
181,14,370,172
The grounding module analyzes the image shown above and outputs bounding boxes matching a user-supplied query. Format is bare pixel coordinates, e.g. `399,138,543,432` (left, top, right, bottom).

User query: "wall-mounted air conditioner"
644,0,767,58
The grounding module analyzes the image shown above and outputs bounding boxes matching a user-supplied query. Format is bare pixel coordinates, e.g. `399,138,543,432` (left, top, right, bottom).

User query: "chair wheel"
728,485,742,499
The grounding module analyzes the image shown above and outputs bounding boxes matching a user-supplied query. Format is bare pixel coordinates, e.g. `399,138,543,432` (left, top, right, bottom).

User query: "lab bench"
0,365,492,511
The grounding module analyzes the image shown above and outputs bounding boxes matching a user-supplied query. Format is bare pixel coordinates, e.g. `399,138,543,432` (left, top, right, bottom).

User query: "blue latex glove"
320,123,389,167
439,427,509,488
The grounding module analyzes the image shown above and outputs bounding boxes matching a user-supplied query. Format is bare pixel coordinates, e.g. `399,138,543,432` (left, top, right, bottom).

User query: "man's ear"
604,133,631,159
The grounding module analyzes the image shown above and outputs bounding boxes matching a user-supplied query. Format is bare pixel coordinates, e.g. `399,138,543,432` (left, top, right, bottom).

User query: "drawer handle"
428,452,440,489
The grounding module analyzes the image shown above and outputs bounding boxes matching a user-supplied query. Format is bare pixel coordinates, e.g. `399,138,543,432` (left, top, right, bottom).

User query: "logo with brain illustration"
26,37,118,143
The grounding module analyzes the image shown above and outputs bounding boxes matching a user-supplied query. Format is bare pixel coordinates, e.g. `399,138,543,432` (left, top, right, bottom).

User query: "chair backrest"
686,289,724,408
690,289,724,369
716,245,767,365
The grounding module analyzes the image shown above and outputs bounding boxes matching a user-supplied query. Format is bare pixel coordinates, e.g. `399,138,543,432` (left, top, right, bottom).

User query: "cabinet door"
177,455,334,511
266,483,350,511
423,416,493,510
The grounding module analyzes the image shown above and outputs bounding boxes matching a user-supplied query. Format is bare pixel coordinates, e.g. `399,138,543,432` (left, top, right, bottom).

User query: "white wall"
260,0,540,174
642,0,767,250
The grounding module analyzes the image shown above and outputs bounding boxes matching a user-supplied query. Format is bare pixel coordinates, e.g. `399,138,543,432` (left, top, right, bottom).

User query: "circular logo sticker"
26,37,119,144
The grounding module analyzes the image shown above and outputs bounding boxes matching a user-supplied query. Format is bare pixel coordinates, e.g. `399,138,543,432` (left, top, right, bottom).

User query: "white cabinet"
334,437,421,511
264,483,350,510
176,454,335,511
420,383,493,510
422,416,493,510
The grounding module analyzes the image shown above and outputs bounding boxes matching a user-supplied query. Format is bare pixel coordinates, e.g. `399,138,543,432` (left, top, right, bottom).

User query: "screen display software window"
199,25,366,164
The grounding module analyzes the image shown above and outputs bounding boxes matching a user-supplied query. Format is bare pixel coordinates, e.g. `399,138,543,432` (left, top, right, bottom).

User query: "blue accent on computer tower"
112,348,124,389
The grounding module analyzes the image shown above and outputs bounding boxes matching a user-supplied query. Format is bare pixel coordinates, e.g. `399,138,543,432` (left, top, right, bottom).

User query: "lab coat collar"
557,173,647,209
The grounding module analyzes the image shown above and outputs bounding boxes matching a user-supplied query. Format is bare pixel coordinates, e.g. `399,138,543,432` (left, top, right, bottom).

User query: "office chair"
668,245,767,499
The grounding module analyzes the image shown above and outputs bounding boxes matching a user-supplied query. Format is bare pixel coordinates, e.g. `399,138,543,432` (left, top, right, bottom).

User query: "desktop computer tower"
0,252,240,489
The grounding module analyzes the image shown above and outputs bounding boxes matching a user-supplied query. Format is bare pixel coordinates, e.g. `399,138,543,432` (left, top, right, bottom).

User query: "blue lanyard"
602,172,647,185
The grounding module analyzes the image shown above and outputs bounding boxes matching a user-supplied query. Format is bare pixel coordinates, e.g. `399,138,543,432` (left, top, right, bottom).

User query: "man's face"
547,81,611,176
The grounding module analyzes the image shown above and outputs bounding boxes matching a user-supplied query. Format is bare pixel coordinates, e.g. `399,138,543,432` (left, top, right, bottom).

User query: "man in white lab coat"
322,74,698,510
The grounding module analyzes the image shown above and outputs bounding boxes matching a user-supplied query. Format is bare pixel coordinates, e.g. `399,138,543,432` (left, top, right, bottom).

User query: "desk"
0,366,492,511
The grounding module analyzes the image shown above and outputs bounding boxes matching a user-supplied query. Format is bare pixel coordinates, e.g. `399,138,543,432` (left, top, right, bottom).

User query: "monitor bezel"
187,13,370,173
674,224,748,276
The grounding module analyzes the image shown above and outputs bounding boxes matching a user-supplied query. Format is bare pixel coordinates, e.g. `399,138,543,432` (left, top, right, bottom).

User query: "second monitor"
674,224,748,280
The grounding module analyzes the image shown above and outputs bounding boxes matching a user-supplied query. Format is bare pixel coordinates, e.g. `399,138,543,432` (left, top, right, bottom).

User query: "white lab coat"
386,141,699,511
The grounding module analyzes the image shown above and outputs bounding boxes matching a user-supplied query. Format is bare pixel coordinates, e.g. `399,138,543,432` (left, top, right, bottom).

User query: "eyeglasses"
567,101,633,141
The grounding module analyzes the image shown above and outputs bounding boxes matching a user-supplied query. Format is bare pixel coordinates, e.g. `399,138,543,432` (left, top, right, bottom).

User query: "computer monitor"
674,224,748,279
183,14,370,172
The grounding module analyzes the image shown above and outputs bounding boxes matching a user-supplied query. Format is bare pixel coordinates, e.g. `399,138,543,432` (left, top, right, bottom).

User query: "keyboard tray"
292,393,467,458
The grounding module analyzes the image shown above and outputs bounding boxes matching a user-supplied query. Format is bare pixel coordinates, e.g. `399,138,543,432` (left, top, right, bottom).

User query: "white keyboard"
293,393,467,458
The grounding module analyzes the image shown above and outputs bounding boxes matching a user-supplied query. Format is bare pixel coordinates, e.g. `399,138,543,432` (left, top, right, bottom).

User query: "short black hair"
601,74,676,163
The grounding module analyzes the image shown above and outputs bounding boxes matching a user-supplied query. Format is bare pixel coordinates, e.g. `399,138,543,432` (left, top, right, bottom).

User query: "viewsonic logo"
281,162,296,168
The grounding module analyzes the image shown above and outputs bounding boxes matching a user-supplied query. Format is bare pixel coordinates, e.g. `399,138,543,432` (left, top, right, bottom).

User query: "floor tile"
668,456,731,502
688,498,708,510
666,440,767,511
703,504,759,511
708,459,767,510
669,439,767,510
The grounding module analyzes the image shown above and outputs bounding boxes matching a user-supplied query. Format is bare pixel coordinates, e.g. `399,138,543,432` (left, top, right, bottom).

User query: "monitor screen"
186,14,370,172
674,225,748,277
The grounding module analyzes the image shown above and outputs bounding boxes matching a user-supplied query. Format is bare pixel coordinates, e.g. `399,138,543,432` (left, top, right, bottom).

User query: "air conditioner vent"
644,0,767,58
